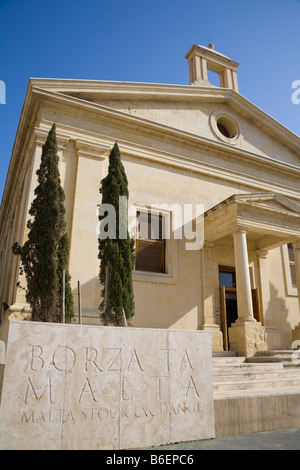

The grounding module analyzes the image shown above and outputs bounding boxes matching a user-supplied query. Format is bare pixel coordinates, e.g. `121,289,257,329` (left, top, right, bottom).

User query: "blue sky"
0,0,299,203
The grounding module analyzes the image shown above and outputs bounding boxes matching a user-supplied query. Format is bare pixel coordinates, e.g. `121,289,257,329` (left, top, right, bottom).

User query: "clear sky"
0,0,299,204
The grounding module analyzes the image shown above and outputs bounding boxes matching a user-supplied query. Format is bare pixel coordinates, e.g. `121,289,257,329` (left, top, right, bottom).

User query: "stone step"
213,362,284,373
212,356,246,366
212,351,300,438
214,377,300,392
214,386,300,399
212,351,237,357
213,369,300,382
247,350,300,367
253,350,295,356
212,352,300,399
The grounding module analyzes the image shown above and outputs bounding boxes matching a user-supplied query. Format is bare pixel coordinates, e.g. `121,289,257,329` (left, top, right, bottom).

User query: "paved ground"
148,428,300,450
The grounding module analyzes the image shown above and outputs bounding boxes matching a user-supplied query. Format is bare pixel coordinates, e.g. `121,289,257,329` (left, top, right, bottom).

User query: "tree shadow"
264,282,291,349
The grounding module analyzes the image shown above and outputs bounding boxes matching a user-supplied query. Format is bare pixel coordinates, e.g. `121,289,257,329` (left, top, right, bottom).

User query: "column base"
201,324,224,352
228,321,267,357
1,303,31,325
292,324,300,344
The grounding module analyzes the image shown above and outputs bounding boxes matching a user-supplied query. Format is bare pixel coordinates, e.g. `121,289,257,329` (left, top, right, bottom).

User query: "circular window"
216,116,238,139
210,111,240,144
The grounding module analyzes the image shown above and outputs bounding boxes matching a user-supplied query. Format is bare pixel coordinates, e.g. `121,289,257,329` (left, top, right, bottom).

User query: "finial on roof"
208,43,214,50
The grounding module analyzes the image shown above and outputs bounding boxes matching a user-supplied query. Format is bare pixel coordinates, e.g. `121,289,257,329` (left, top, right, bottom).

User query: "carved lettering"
106,348,121,371
160,348,175,371
20,400,203,424
84,347,103,372
127,349,144,372
185,376,200,398
121,377,132,401
52,346,76,371
78,378,97,403
18,340,209,436
151,376,167,400
24,377,54,404
30,345,44,371
21,410,34,423
180,350,193,371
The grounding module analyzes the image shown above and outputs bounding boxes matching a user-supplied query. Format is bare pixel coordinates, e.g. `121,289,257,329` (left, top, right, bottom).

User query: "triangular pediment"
28,78,300,171
29,78,300,158
204,192,300,247
233,193,300,215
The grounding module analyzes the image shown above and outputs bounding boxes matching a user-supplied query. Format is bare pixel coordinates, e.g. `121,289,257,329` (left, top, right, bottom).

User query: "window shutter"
288,243,297,287
135,211,165,273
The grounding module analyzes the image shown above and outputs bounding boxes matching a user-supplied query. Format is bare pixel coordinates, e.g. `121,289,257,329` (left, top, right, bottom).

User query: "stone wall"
0,321,215,450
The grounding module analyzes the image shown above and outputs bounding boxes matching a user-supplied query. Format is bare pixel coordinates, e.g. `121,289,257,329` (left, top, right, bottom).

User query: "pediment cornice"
28,78,300,153
28,85,300,178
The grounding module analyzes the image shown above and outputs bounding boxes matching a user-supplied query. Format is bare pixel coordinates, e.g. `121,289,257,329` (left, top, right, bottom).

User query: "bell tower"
185,44,239,92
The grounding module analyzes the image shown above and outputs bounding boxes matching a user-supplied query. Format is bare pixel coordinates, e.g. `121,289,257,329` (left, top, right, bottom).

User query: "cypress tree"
12,124,74,323
98,142,135,326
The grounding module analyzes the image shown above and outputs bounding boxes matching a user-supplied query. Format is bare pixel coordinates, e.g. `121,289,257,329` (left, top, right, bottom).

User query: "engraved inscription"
19,342,207,425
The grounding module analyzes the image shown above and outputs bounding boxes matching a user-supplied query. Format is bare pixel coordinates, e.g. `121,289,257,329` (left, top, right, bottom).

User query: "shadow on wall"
71,275,101,323
71,263,201,330
264,283,291,349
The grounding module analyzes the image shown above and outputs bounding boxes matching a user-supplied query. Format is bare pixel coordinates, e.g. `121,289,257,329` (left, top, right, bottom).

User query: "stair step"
214,377,300,392
253,350,295,356
214,386,300,399
213,362,284,373
213,370,300,382
212,351,237,357
247,350,300,367
212,351,300,399
212,357,246,365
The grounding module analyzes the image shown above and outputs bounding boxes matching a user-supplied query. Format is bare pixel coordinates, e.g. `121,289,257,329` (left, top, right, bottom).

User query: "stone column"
228,227,266,357
292,240,300,343
233,228,255,322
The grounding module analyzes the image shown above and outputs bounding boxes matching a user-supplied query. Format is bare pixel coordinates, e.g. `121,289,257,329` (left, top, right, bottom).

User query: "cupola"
185,44,239,92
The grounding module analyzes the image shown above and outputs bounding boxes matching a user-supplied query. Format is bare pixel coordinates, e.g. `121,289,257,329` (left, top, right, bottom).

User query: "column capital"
34,127,70,151
232,224,249,234
292,239,300,251
203,240,214,249
256,249,269,259
75,139,110,159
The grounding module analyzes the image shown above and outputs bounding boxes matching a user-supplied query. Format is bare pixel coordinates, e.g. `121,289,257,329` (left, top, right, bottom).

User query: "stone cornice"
31,86,300,178
28,78,300,152
1,80,300,244
75,139,110,159
31,118,300,201
33,127,70,150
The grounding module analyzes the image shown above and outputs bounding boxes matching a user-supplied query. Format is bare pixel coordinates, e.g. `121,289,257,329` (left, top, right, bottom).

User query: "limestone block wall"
0,90,299,350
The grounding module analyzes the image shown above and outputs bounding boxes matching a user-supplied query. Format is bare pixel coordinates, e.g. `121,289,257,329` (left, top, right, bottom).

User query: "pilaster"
68,139,110,320
200,241,223,351
256,249,281,349
291,240,300,343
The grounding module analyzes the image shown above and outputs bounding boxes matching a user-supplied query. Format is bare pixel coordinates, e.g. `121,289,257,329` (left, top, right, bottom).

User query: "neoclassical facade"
0,44,299,355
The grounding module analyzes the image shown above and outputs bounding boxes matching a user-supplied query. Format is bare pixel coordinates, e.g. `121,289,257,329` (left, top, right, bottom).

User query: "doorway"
219,267,237,350
219,266,261,351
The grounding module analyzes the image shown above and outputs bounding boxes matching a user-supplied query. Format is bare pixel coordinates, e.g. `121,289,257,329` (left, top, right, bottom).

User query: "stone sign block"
0,321,215,450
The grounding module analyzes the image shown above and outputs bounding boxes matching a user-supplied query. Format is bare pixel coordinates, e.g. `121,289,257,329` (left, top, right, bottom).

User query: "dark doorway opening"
219,266,260,351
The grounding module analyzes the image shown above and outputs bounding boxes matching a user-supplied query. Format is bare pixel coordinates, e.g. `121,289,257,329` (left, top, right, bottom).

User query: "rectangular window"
135,211,165,273
219,266,236,288
288,243,297,287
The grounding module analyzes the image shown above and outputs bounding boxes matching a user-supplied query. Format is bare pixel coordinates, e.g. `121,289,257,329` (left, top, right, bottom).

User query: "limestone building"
0,44,299,356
